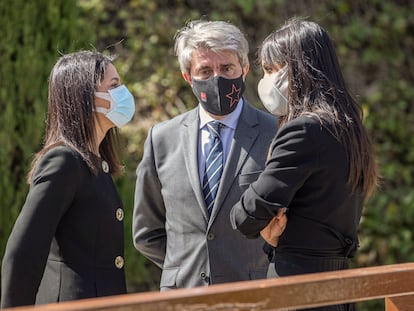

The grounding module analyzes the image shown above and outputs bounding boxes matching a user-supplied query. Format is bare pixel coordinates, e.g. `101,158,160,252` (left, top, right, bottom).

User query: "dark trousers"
267,253,356,311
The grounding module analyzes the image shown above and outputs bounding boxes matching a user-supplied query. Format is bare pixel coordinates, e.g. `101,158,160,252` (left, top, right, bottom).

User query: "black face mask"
191,75,245,116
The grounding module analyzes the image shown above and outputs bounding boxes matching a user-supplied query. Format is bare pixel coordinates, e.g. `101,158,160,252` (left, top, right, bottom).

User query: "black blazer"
1,146,126,308
231,116,363,262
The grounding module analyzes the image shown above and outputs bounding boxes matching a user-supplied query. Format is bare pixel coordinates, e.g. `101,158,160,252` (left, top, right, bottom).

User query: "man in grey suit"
132,19,278,290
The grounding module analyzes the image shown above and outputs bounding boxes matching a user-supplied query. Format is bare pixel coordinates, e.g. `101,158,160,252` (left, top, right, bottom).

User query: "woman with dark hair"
1,50,135,308
231,19,379,311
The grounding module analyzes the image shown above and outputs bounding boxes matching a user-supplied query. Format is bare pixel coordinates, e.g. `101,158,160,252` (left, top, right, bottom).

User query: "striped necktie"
202,121,223,216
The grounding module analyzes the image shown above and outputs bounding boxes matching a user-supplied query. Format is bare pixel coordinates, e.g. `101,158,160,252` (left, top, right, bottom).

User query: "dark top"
231,116,363,261
1,146,126,308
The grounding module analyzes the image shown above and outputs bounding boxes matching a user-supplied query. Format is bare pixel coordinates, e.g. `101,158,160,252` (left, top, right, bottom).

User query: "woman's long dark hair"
259,18,379,199
28,51,123,182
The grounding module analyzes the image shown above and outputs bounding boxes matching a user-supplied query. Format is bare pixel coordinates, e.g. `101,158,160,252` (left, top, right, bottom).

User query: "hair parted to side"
28,50,123,182
259,18,379,199
173,19,249,75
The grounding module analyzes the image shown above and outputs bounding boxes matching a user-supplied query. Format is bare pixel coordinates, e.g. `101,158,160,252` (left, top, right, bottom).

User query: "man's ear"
182,72,192,86
242,64,250,80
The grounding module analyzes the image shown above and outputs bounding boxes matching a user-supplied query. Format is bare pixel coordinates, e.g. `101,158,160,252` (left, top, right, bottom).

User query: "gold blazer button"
116,208,124,221
101,160,109,173
115,256,124,269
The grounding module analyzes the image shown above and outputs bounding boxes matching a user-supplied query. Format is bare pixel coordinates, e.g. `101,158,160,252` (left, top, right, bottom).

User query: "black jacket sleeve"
1,147,82,308
230,117,320,238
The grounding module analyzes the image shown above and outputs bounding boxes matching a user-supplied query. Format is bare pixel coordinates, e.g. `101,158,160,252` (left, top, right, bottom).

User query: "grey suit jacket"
133,100,277,289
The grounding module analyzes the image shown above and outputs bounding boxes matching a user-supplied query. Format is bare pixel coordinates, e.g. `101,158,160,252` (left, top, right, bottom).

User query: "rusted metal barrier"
4,262,414,311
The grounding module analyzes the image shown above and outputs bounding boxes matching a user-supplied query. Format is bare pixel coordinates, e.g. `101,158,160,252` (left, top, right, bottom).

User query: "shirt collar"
199,97,244,130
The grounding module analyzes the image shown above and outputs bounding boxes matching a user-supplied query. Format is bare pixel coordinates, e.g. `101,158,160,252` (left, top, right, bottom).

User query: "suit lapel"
209,103,259,224
181,109,209,222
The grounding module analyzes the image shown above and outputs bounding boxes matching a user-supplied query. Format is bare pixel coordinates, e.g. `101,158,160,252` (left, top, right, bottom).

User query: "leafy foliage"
1,1,413,310
0,0,92,262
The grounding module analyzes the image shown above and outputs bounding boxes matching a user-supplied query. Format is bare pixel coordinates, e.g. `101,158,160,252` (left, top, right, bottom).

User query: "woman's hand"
260,208,287,247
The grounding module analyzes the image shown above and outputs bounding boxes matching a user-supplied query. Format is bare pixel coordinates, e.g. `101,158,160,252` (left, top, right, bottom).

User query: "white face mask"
257,65,289,116
95,85,135,128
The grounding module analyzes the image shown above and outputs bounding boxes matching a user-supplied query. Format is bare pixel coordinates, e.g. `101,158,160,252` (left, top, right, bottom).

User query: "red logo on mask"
226,84,241,107
201,92,207,102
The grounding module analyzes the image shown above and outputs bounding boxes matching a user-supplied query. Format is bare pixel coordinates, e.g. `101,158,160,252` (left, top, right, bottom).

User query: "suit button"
115,256,124,269
116,208,124,221
207,233,215,240
200,272,209,283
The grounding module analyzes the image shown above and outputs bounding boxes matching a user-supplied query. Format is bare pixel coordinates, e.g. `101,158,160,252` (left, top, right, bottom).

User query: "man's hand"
260,208,287,247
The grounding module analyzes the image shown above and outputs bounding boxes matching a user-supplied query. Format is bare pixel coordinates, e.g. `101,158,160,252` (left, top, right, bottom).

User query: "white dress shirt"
198,99,244,185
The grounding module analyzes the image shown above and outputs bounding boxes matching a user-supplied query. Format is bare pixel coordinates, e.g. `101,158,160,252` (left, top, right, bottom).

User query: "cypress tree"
0,0,92,267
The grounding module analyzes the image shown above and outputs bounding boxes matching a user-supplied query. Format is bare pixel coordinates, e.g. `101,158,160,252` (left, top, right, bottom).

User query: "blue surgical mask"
95,85,135,128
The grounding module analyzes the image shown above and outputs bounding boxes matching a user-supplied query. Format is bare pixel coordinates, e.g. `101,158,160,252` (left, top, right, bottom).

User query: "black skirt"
267,253,355,311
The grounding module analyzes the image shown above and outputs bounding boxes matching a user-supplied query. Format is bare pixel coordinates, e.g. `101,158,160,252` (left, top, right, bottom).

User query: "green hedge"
0,0,92,259
1,1,413,310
